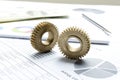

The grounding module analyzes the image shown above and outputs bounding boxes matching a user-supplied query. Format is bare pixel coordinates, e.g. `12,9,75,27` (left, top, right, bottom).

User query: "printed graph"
74,58,117,78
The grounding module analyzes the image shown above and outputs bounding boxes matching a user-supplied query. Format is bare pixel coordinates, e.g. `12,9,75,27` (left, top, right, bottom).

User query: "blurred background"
4,0,120,5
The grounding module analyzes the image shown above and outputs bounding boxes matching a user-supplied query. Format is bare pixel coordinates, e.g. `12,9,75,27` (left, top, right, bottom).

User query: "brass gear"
58,27,90,60
30,22,58,53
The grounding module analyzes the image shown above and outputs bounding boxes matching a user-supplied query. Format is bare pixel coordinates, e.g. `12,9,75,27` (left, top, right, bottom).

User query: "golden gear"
58,27,90,60
30,22,58,53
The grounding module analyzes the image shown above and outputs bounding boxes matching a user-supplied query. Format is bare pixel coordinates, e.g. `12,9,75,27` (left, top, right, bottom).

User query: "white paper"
0,1,120,80
0,17,110,45
0,37,120,80
0,1,67,23
0,1,114,45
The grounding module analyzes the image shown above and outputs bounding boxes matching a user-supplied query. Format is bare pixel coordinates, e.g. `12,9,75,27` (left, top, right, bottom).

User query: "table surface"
5,0,120,5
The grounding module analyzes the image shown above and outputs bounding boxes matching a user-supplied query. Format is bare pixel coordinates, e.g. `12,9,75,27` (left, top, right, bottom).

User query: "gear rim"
58,27,90,60
30,21,58,53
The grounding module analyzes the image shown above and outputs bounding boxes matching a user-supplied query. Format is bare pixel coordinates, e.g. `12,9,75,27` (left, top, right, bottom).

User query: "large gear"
30,21,58,53
58,27,90,60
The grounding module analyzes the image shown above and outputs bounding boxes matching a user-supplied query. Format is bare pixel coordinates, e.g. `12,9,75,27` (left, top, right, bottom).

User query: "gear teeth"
58,27,90,60
30,21,58,53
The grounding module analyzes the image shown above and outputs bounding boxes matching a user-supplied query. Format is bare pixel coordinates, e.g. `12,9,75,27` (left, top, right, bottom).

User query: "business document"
0,38,120,80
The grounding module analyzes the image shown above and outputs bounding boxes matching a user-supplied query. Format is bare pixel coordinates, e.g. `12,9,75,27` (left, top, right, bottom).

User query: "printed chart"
43,57,118,79
74,58,117,78
12,26,33,33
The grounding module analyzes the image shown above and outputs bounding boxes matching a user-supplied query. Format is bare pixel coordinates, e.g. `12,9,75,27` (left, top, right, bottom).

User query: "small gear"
30,22,58,53
58,27,90,60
